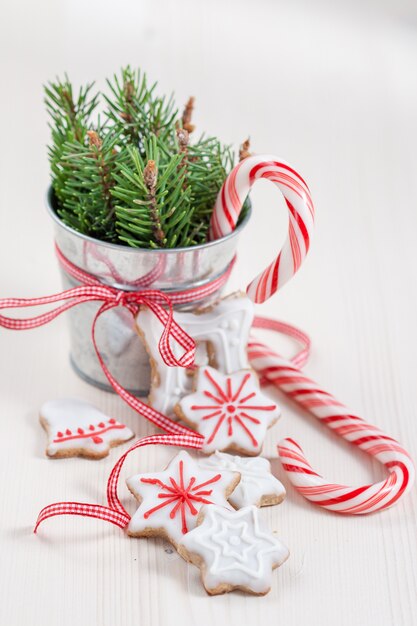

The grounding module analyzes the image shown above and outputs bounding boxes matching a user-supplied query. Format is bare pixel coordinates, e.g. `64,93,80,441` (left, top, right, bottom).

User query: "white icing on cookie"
137,295,254,416
178,504,289,595
199,452,286,508
176,366,280,455
126,450,239,547
40,398,134,459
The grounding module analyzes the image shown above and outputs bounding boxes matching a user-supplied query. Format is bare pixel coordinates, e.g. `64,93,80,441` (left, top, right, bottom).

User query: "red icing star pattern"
141,459,221,534
177,367,280,453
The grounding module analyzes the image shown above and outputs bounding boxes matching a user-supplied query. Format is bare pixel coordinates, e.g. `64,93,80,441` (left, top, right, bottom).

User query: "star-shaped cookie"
178,504,289,595
175,366,281,455
199,452,286,508
126,451,240,547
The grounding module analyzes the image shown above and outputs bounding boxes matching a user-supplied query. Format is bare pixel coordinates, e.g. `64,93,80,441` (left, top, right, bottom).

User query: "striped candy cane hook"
213,158,414,513
210,155,315,303
248,320,415,514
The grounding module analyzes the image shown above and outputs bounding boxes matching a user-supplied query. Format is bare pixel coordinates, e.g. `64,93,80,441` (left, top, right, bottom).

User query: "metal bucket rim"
46,186,251,254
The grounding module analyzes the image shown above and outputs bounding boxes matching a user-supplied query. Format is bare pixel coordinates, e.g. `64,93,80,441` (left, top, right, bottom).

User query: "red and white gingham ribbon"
0,246,211,532
210,154,315,303
249,317,415,514
0,246,236,437
82,241,167,288
34,433,204,532
33,319,311,532
56,244,236,306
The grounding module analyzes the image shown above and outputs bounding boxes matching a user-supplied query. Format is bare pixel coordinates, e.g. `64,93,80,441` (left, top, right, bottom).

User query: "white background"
1,1,417,624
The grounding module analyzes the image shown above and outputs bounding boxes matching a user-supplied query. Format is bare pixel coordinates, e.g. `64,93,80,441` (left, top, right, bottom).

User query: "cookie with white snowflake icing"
199,452,286,508
175,367,280,455
178,504,289,595
126,450,240,547
136,293,254,417
40,398,134,459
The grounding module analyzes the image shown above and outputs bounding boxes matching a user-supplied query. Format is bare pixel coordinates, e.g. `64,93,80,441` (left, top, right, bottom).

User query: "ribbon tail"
34,434,205,534
91,301,204,439
34,502,130,533
0,285,117,330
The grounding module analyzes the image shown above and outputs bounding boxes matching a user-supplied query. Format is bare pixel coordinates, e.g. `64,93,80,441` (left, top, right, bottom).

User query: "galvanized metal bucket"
46,188,251,395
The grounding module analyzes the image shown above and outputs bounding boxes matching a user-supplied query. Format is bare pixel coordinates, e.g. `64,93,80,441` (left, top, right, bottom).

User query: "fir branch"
56,126,121,240
186,136,234,235
176,127,190,190
44,76,98,205
112,138,195,248
143,160,165,245
46,67,249,249
104,66,178,150
86,130,116,228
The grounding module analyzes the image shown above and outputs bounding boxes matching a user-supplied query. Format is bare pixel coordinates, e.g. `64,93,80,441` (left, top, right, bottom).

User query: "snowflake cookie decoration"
178,504,289,595
40,398,134,459
199,452,286,508
175,366,281,455
126,451,240,547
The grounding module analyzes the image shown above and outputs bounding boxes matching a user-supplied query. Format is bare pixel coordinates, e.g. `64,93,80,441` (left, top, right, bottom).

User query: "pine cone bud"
239,138,252,161
182,96,195,133
124,80,135,102
87,130,103,149
176,127,189,151
144,160,157,191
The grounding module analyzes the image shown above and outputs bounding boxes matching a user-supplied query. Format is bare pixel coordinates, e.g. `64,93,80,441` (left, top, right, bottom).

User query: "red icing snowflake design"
141,459,221,534
177,367,280,453
126,451,239,543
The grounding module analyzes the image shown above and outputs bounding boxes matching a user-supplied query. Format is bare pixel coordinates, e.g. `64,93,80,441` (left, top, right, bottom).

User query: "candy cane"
210,155,315,303
248,323,415,514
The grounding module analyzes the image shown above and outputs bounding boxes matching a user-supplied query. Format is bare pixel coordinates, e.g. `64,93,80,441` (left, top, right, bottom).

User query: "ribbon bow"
0,284,195,368
0,245,234,438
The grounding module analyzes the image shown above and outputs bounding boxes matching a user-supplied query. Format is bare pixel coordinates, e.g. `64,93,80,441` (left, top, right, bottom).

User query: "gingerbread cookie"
178,504,289,595
126,450,240,547
199,452,286,508
136,293,254,417
40,398,134,459
175,366,281,455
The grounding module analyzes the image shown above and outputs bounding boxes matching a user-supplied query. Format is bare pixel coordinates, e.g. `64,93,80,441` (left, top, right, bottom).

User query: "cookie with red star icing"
175,367,280,455
40,398,134,459
126,450,240,547
136,293,254,418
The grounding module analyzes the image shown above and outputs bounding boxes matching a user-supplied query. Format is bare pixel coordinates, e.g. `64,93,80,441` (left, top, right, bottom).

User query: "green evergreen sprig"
103,67,177,150
45,66,249,249
112,136,195,248
44,76,99,207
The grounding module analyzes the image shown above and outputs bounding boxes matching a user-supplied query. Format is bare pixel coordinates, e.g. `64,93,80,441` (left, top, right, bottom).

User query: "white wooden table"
1,1,416,624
